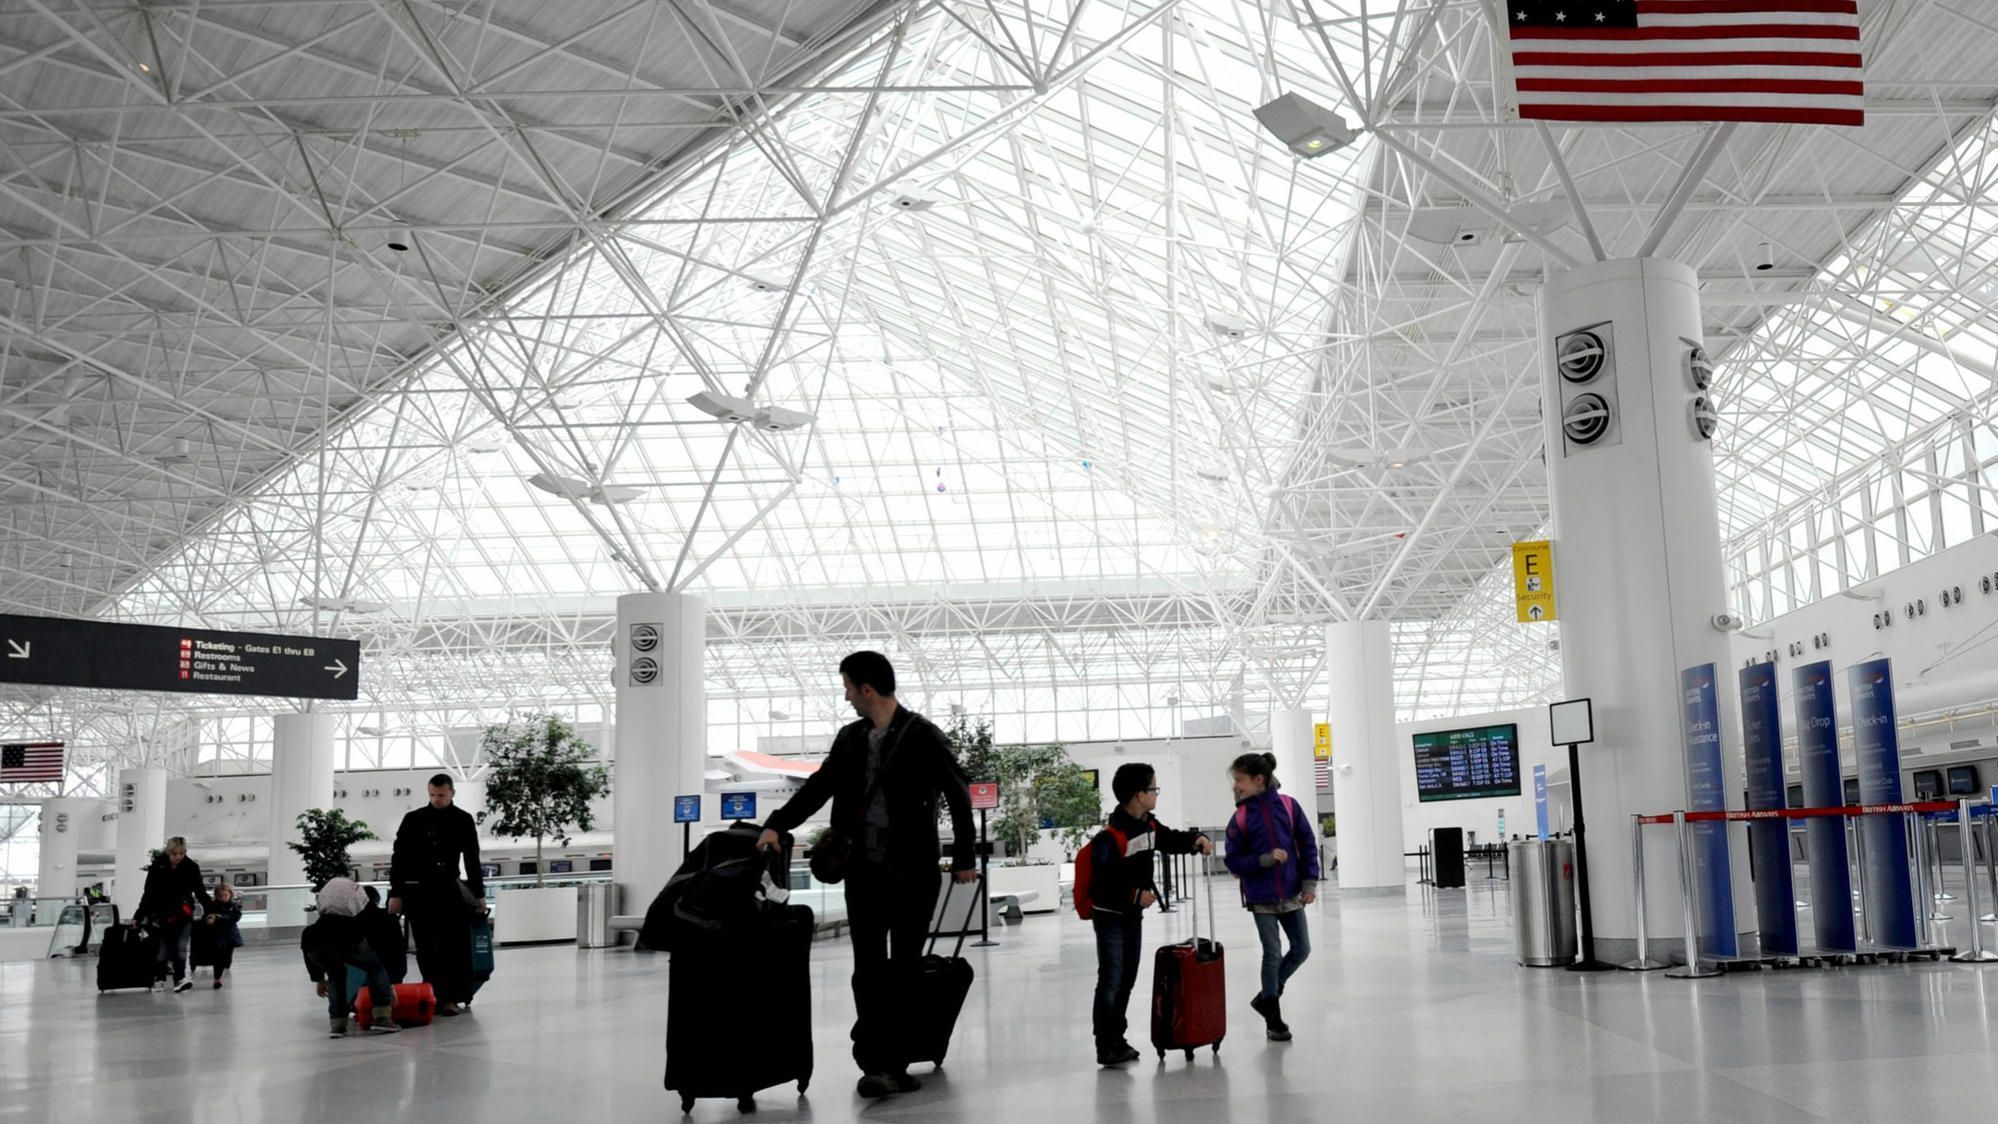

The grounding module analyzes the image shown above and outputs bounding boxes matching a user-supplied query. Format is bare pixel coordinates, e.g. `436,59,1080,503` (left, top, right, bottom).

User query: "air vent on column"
1557,330,1608,383
1684,344,1715,390
1689,395,1719,441
1562,394,1612,446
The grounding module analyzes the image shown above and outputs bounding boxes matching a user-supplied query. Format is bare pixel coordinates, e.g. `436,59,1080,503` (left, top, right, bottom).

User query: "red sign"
969,782,1000,811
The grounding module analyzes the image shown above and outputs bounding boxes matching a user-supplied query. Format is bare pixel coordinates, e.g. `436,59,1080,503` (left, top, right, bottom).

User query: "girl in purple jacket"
1222,752,1320,1042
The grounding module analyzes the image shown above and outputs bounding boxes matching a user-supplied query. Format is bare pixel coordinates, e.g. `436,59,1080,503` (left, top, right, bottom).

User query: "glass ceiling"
109,0,1377,637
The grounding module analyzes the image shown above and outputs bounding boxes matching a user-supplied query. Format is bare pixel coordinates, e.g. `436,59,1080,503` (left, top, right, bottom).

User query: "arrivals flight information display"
1412,723,1521,802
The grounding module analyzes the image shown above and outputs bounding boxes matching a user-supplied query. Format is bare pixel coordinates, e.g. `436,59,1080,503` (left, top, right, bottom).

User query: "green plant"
476,712,610,886
289,809,376,891
962,739,1101,861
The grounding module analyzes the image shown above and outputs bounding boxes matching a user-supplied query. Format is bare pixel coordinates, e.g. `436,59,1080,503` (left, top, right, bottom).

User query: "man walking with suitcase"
759,651,978,1100
386,774,486,1017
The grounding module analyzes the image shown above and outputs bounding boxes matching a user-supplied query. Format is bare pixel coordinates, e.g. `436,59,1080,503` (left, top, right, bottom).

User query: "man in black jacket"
758,651,976,1101
387,773,485,1015
1086,763,1211,1066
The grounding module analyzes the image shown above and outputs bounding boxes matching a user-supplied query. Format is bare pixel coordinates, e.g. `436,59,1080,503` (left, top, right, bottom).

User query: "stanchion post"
1915,813,1950,925
1933,816,1957,901
1983,814,1998,925
1665,811,1720,979
1951,799,1997,962
972,808,996,948
1851,815,1871,945
1620,814,1666,971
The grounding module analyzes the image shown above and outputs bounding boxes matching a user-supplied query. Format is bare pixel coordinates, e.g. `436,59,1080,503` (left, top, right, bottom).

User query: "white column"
36,797,94,899
1539,257,1749,957
112,767,168,915
613,592,707,921
1268,708,1316,820
268,712,336,925
1326,620,1405,890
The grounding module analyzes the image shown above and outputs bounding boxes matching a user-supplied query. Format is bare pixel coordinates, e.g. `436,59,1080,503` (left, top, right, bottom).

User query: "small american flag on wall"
1504,0,1865,127
1,741,64,784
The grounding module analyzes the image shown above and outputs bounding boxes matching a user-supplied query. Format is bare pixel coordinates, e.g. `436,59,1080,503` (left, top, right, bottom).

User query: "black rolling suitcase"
664,834,814,1114
903,874,979,1071
97,924,159,992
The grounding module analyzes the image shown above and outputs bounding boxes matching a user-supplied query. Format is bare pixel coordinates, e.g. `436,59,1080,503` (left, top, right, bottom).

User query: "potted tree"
477,712,610,943
947,722,1100,914
283,809,376,928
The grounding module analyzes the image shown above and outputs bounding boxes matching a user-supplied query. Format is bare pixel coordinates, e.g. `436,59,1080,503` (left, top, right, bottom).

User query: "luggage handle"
926,870,983,959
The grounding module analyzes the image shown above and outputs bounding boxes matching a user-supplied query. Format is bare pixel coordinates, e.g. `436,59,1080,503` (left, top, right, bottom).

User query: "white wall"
1395,706,1561,854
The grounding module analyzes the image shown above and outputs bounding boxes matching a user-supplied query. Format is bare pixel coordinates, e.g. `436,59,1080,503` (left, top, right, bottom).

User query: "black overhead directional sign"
0,613,360,702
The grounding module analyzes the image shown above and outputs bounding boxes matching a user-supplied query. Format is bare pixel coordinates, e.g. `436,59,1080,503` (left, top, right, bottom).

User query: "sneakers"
172,979,193,994
329,1017,350,1038
367,1008,401,1034
1251,993,1293,1042
855,1074,898,1099
212,978,224,990
1096,1042,1142,1067
890,1071,922,1094
436,1002,463,1018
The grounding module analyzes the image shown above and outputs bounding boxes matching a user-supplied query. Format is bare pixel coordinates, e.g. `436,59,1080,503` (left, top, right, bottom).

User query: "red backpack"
1072,824,1129,920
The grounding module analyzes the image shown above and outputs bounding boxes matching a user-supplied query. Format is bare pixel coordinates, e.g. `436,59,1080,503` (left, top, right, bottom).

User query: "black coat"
388,803,483,907
1086,808,1205,917
136,856,213,928
764,705,975,873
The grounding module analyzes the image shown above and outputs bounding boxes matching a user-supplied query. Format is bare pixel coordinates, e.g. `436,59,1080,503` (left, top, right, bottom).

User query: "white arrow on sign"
5,639,27,659
325,659,348,679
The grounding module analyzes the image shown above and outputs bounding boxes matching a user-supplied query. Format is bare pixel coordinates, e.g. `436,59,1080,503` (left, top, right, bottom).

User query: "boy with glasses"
1084,763,1211,1066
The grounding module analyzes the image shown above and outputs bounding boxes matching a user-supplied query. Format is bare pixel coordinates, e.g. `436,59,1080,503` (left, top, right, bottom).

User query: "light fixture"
527,472,645,506
155,438,193,464
386,231,412,252
891,190,938,213
1195,465,1230,483
1754,241,1775,272
1205,313,1253,339
770,710,791,722
298,595,389,613
356,725,392,737
1405,202,1570,247
747,274,793,293
1253,92,1355,159
686,390,755,422
752,405,816,432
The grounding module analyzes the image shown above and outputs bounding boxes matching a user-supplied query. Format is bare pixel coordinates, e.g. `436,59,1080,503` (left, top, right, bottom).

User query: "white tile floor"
6,876,1998,1123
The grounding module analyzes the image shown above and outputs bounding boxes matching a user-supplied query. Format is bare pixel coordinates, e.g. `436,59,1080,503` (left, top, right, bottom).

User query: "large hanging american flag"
1505,0,1864,127
1,741,65,784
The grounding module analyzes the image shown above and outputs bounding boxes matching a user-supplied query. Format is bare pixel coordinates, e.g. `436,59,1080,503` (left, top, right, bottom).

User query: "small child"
1084,762,1212,1067
1223,752,1320,1042
301,878,400,1038
199,883,244,988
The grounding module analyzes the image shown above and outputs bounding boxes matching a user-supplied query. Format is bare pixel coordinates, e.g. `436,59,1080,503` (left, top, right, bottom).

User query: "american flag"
1505,0,1864,127
1,741,64,784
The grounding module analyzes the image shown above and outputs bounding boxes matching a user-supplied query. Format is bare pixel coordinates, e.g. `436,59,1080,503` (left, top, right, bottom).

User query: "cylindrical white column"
613,591,707,921
268,712,337,925
1326,620,1405,890
1539,257,1749,958
36,797,94,899
113,767,168,915
1268,708,1317,821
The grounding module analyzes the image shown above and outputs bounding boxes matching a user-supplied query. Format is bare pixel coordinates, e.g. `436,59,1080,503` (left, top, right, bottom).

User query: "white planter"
988,863,1060,914
494,885,578,943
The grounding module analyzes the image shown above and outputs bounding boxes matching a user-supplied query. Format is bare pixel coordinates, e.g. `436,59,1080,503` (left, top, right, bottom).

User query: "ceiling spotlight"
770,710,791,721
1253,92,1355,159
386,232,411,253
1195,465,1231,483
752,405,816,432
1205,313,1253,339
1754,240,1775,272
747,274,793,293
891,190,938,213
298,595,389,613
154,438,194,464
686,390,756,423
527,471,644,506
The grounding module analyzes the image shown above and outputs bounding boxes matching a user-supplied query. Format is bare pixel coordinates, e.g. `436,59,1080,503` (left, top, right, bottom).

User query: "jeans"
155,924,192,982
1091,912,1145,1048
316,945,393,1020
1252,909,1311,1001
843,864,939,1075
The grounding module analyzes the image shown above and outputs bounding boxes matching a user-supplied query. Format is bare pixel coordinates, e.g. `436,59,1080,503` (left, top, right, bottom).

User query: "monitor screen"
1786,784,1804,808
548,860,573,874
1843,777,1861,805
1948,765,1980,796
1412,724,1522,803
1912,770,1943,800
588,858,613,872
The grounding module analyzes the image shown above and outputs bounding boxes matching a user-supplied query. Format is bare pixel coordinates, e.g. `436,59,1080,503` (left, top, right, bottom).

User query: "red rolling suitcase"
353,980,436,1029
1151,862,1225,1061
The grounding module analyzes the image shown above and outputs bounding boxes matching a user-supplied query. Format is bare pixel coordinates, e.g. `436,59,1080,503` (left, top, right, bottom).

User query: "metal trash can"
1509,838,1577,967
577,882,620,949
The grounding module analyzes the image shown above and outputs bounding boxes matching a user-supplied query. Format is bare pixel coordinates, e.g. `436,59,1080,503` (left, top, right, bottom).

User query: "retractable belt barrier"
1629,799,1998,976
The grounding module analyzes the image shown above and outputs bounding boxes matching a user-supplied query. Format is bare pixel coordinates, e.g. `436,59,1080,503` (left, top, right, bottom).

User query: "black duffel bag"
639,823,791,952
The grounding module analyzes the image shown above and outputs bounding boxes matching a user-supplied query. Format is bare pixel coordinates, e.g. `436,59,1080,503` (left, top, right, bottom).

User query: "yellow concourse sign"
1313,722,1331,760
1513,540,1557,623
